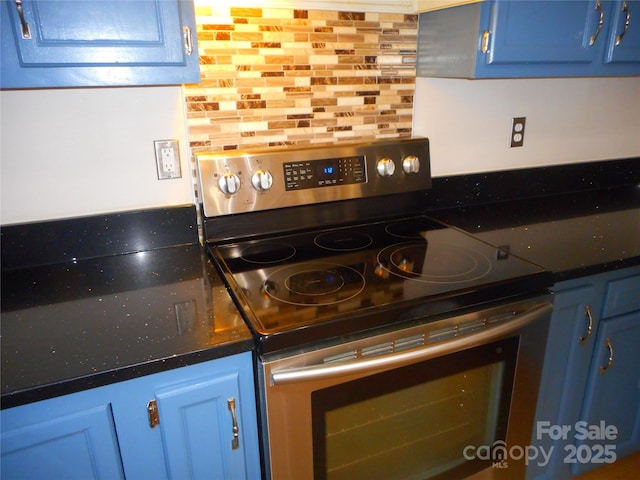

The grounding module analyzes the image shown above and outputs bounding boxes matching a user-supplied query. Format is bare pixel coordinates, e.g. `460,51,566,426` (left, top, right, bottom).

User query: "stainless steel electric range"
197,138,554,480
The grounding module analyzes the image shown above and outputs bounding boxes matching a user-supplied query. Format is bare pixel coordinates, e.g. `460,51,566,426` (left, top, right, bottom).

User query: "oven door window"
311,337,518,480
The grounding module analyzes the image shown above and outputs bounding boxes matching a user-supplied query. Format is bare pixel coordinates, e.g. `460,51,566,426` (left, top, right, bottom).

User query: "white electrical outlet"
154,140,182,180
161,147,176,172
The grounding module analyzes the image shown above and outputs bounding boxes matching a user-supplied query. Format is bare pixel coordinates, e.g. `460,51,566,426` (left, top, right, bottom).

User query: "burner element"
378,242,492,283
263,262,366,306
286,269,345,295
241,242,296,264
385,218,436,239
314,231,373,251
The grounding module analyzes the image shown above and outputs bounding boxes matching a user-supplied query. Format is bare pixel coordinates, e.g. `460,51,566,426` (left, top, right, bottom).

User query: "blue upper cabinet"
605,0,640,63
486,1,596,65
417,0,640,78
0,0,200,88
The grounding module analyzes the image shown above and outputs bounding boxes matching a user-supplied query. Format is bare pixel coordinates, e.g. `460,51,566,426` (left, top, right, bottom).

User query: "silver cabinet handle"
183,26,193,56
579,305,594,344
227,398,240,450
14,0,31,39
272,302,553,386
590,0,605,46
599,338,614,374
616,1,631,46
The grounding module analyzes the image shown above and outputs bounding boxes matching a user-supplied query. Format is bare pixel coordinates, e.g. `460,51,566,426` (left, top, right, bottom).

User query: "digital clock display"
317,162,337,177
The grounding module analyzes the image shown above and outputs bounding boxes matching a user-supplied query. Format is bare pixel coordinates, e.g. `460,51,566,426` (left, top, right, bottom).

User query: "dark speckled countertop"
427,159,640,282
1,207,253,409
1,159,638,409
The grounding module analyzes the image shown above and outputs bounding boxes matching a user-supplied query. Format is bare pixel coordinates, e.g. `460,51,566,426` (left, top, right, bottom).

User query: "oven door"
259,296,552,480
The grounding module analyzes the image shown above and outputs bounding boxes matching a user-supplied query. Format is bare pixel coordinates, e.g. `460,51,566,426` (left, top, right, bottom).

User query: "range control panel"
284,156,366,191
197,137,430,217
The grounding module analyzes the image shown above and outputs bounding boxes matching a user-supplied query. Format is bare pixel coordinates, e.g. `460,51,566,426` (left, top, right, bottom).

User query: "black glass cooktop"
212,216,552,353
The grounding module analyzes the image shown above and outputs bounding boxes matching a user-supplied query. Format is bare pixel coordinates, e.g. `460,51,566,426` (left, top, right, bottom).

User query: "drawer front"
603,274,640,318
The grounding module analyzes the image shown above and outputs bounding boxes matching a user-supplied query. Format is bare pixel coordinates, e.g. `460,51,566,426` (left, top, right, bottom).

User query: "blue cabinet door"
572,311,640,476
0,0,199,88
156,371,252,479
527,267,640,480
1,353,261,480
527,282,602,480
479,0,640,77
487,1,595,65
113,352,262,480
417,0,640,78
1,394,125,480
604,0,640,64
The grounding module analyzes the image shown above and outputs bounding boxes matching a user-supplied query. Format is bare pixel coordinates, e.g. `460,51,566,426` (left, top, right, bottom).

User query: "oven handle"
271,301,552,386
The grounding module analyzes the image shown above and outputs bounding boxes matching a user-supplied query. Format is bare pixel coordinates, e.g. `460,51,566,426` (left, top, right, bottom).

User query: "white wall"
413,76,640,176
1,86,194,225
2,77,639,226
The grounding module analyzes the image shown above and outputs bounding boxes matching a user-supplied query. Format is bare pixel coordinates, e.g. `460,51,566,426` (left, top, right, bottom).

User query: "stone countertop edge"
0,338,255,410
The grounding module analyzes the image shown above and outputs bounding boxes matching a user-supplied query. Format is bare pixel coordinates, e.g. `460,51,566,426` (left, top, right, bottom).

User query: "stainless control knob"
251,170,273,191
218,173,241,195
376,158,396,177
402,155,420,174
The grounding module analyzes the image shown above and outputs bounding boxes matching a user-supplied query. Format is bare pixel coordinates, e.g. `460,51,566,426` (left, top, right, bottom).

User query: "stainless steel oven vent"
322,334,426,364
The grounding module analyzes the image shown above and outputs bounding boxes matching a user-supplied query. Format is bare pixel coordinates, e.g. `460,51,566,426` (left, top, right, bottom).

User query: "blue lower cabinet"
155,371,254,480
152,356,261,480
1,352,261,480
527,281,602,480
572,312,640,476
527,266,640,480
1,398,124,480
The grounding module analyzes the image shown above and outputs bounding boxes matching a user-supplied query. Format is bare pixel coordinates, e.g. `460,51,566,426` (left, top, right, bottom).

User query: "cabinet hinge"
147,400,160,428
481,30,491,54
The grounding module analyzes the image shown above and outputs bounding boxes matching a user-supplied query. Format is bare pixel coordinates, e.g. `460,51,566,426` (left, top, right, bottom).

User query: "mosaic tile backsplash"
185,6,418,155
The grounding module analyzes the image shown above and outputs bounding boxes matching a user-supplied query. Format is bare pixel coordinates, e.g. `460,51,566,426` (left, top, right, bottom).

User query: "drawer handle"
227,398,240,450
616,1,631,46
14,0,31,39
579,305,594,344
599,338,614,374
590,0,605,46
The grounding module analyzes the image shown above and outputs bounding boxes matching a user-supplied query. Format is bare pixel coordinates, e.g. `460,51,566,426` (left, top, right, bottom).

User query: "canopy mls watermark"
463,421,619,469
